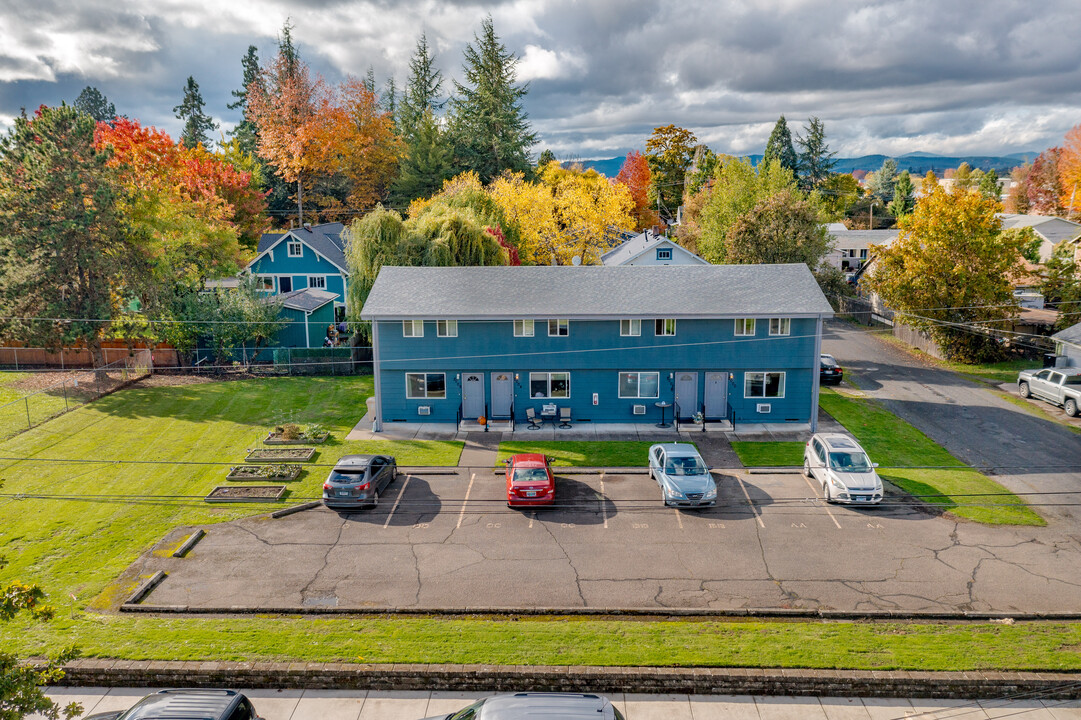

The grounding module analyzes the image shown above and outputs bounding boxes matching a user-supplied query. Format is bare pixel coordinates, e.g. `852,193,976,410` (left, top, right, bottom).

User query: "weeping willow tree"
345,202,512,335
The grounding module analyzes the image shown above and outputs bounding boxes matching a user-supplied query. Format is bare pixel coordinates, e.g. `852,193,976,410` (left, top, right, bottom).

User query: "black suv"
85,690,263,720
420,692,625,719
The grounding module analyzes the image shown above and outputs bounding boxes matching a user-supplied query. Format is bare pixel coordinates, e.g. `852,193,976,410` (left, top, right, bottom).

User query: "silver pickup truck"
1017,367,1081,417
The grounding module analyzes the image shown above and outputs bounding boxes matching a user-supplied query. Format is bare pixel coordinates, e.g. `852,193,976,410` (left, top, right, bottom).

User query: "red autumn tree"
615,150,661,231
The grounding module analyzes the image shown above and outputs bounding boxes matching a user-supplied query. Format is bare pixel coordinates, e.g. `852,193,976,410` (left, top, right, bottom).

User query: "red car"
504,453,556,507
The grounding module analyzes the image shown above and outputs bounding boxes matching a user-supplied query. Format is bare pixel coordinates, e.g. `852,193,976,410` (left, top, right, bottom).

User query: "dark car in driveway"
322,454,397,510
85,689,262,720
419,692,625,719
820,353,844,385
504,453,556,507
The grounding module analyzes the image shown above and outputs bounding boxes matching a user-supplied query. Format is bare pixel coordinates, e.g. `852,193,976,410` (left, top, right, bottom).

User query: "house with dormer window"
245,222,350,321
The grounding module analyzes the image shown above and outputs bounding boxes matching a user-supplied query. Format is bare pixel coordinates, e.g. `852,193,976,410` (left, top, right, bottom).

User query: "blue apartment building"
361,264,833,431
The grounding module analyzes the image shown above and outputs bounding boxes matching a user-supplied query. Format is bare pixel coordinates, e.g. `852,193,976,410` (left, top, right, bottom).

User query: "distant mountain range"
567,151,1040,178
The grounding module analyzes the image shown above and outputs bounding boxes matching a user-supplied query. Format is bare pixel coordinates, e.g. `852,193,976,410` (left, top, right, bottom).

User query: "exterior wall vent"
418,406,431,416
633,404,646,415
756,403,772,414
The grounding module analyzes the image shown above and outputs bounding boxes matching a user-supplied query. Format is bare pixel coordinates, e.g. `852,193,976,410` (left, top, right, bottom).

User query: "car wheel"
803,461,811,478
823,482,832,503
1066,398,1079,417
1018,382,1031,399
392,465,398,481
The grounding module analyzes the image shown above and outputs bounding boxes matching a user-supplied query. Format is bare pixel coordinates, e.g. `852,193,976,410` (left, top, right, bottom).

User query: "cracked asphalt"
138,468,1081,613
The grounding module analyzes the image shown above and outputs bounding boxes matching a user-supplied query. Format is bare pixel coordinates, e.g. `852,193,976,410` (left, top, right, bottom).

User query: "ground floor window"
744,371,785,398
618,371,660,398
530,371,570,398
406,372,446,399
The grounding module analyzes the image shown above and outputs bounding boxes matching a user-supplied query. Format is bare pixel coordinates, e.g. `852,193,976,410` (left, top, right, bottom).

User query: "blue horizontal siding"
249,241,348,303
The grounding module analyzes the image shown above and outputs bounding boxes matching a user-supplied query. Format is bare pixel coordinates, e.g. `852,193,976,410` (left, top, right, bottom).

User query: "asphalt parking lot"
136,468,1081,613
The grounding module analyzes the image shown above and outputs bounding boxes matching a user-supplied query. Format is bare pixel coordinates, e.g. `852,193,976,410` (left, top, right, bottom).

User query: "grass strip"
730,441,804,467
497,440,660,467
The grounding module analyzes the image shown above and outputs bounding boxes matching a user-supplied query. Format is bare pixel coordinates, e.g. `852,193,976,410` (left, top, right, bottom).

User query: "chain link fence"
0,349,152,440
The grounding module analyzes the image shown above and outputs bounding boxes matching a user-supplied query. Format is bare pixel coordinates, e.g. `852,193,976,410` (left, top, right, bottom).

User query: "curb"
171,530,205,558
270,501,321,519
52,659,1081,699
125,571,167,605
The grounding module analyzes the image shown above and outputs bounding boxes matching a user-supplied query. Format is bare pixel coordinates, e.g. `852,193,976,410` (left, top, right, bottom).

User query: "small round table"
655,401,672,428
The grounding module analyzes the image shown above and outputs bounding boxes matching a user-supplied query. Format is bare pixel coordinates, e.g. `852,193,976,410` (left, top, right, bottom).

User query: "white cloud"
517,44,585,81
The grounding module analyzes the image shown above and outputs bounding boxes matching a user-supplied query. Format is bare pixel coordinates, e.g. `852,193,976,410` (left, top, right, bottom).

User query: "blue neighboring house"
245,222,349,322
361,264,834,431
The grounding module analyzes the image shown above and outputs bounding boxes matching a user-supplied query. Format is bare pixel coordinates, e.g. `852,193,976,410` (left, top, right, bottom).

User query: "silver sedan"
648,443,717,507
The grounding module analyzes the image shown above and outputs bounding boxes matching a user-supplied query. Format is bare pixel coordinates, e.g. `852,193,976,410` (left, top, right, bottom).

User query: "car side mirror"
546,456,556,464
872,463,879,468
502,459,511,465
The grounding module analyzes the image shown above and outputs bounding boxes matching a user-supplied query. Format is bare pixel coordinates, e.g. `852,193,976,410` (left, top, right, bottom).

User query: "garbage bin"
1043,353,1060,368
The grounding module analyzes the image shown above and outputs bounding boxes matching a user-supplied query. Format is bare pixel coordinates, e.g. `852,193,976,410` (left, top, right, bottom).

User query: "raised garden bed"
226,464,303,482
264,432,329,445
245,447,315,463
204,485,287,503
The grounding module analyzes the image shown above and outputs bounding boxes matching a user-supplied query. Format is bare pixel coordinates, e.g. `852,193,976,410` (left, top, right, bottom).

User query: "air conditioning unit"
417,406,431,416
756,403,771,414
633,404,646,415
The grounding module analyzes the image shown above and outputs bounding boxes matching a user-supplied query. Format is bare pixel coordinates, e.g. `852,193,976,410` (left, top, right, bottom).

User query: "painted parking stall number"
867,522,884,529
412,522,430,529
632,523,649,529
486,522,501,529
708,523,726,529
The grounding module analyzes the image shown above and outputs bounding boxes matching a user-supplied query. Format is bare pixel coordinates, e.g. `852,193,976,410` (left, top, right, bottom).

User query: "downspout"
372,319,383,432
304,310,311,348
810,314,823,433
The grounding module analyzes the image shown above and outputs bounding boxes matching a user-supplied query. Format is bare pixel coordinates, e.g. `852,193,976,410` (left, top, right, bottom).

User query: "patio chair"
526,407,541,430
559,407,572,428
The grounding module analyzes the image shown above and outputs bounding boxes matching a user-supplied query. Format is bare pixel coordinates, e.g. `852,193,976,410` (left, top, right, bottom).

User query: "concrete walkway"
36,687,1081,720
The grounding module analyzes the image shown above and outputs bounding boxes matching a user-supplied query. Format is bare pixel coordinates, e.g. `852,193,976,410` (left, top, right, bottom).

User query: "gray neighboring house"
824,229,899,272
1053,322,1081,368
601,230,708,266
999,214,1081,262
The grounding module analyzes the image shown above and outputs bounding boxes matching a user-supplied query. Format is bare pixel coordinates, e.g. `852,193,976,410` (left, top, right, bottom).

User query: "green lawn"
818,388,1044,525
497,441,658,467
730,441,805,467
0,371,70,440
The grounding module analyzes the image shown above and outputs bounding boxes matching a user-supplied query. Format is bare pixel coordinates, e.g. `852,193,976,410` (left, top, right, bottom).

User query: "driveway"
822,321,1081,525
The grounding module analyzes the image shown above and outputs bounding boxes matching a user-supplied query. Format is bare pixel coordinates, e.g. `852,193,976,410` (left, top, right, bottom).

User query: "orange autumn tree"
1059,124,1081,219
615,150,660,230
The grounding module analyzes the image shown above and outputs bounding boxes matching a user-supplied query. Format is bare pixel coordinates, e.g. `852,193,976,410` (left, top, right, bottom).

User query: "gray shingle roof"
1053,321,1081,346
361,264,834,319
600,231,707,266
253,222,348,272
999,214,1081,246
829,229,899,247
270,287,339,312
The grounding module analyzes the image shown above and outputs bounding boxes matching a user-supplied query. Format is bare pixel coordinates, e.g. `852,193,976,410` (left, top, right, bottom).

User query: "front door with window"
462,373,485,420
491,372,513,418
674,372,697,420
704,372,729,419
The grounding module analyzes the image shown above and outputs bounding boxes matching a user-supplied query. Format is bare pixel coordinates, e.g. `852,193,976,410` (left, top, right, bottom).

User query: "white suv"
803,433,883,504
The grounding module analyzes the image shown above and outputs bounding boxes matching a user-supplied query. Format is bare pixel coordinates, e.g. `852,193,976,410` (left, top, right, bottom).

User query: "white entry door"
462,372,485,419
704,372,729,419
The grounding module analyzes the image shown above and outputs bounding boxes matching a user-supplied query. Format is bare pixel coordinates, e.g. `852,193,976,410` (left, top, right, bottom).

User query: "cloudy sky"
2,0,1080,160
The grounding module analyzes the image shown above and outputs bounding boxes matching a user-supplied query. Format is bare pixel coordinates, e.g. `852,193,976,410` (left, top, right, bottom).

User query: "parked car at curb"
419,692,625,720
820,353,844,385
1017,368,1081,417
85,689,263,720
322,454,397,510
648,443,717,507
803,434,883,505
504,453,556,507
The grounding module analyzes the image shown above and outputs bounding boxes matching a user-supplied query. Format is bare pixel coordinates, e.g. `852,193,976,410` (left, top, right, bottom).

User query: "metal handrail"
701,402,707,432
673,400,681,432
484,402,489,433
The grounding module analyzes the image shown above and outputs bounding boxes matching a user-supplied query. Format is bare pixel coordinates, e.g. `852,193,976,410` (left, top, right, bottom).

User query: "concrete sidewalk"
36,687,1081,720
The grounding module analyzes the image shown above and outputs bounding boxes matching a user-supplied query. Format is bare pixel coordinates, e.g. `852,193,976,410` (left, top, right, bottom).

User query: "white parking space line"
599,474,608,529
735,474,766,528
383,475,411,529
457,473,475,529
801,474,842,529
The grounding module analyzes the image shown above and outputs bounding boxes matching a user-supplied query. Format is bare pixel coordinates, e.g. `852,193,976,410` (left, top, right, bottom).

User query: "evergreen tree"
796,116,835,189
979,168,1002,200
382,76,398,127
73,86,116,122
363,66,377,93
888,170,916,218
536,149,556,169
762,115,798,174
866,158,898,203
448,16,536,183
173,76,218,148
227,45,262,154
400,33,445,141
392,108,453,204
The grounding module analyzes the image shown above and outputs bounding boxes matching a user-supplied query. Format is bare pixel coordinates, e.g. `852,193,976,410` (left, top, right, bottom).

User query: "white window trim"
528,371,571,399
255,275,274,291
548,319,569,337
769,318,791,336
735,318,756,336
308,275,327,289
437,319,458,337
620,319,641,337
402,319,424,337
618,371,660,399
287,241,303,257
514,319,535,337
655,318,676,336
405,372,446,399
744,371,786,399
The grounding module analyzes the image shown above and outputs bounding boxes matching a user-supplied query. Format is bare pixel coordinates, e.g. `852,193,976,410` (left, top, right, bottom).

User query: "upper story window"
735,318,756,336
308,276,326,289
287,241,303,257
402,320,424,337
620,319,641,336
769,318,791,336
514,319,534,337
548,319,569,336
655,318,676,336
437,320,457,337
657,247,672,261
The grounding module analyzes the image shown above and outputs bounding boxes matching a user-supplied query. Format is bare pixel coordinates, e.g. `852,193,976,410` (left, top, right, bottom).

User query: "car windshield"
828,452,872,472
512,468,548,483
664,456,707,476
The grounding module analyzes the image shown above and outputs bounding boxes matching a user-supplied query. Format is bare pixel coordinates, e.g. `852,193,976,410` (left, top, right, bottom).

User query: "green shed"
268,288,339,348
